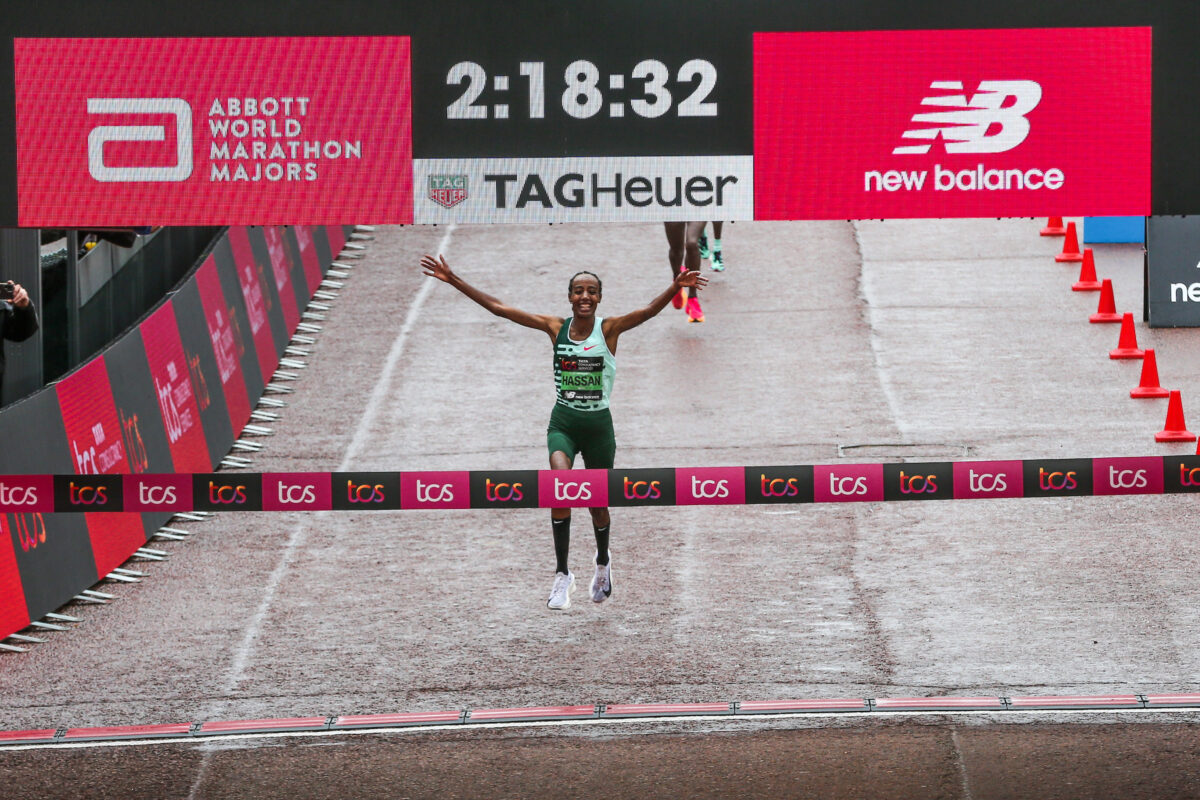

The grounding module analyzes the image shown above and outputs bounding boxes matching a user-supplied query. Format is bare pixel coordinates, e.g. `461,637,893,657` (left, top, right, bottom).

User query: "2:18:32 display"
445,59,718,120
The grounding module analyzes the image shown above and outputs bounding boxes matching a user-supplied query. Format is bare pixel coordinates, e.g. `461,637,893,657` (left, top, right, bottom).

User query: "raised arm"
420,254,562,338
601,269,708,349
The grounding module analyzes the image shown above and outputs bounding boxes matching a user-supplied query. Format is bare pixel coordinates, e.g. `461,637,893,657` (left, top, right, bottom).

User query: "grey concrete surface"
2,219,1200,797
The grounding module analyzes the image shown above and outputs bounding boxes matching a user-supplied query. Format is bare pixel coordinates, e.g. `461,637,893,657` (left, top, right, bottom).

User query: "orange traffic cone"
1131,349,1169,398
1055,221,1083,262
1089,279,1122,323
1155,390,1196,442
1110,313,1145,359
1071,248,1101,291
1040,217,1066,236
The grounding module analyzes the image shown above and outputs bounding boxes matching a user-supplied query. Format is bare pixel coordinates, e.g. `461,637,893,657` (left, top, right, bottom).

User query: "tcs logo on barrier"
264,474,331,511
537,470,608,509
124,475,191,511
745,467,813,505
1023,460,1092,497
54,476,123,511
608,469,674,507
814,465,884,503
952,462,1024,499
1094,458,1162,496
87,98,193,183
192,474,263,511
348,481,387,503
333,473,401,510
470,471,538,508
625,478,661,500
675,468,744,505
402,472,471,510
0,477,52,513
1167,459,1200,493
884,463,952,501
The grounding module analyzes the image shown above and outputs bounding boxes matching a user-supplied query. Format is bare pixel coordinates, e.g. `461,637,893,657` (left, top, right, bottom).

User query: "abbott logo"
87,98,193,182
893,81,1042,155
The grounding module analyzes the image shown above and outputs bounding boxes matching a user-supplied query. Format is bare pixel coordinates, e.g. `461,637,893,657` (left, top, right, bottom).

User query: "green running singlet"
553,317,615,412
547,317,617,468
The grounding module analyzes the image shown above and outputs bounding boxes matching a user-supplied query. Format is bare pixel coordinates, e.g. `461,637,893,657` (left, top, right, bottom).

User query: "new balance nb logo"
893,81,1042,155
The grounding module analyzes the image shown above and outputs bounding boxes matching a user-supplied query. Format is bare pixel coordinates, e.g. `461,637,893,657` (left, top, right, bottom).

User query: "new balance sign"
892,81,1041,155
753,28,1151,220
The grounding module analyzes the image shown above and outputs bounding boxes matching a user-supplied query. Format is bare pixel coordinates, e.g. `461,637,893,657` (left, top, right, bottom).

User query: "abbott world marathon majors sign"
14,37,414,226
12,27,1150,225
1148,217,1200,327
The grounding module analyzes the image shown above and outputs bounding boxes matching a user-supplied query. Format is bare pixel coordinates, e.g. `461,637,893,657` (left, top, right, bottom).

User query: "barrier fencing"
0,224,351,640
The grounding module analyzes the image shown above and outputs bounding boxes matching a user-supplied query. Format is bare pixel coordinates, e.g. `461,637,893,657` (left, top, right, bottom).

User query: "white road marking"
853,221,909,438
187,225,458,800
952,728,974,800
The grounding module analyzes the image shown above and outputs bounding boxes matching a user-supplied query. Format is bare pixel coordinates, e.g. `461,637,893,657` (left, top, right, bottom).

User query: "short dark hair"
568,271,602,295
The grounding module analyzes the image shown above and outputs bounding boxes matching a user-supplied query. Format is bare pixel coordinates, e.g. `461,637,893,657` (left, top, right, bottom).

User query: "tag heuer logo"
429,174,468,208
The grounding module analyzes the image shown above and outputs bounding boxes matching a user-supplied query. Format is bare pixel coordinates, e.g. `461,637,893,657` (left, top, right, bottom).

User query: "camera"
0,281,14,301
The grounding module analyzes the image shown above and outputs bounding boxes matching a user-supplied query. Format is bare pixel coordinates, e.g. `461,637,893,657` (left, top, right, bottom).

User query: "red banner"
753,28,1151,220
194,255,252,436
14,37,413,226
55,358,146,575
139,301,212,473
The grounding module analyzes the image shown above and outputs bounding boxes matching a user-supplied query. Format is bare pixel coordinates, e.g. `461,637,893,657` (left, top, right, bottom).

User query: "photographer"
1,280,39,401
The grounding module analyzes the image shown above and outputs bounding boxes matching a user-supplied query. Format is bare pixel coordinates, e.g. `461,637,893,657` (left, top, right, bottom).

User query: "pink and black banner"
14,37,413,226
4,457,1191,514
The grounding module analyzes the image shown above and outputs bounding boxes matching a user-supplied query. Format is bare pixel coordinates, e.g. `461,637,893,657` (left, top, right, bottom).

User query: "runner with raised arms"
420,254,707,610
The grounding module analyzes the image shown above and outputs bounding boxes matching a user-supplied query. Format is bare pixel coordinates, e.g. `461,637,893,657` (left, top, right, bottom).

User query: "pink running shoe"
685,296,705,323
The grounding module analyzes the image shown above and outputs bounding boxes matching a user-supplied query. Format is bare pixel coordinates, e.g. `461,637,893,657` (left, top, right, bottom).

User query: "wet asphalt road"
2,219,1200,797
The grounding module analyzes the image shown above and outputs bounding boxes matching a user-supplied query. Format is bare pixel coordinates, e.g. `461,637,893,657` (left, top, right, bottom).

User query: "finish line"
3,455,1200,513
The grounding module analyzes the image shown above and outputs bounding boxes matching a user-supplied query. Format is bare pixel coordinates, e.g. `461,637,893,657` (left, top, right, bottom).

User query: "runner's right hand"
420,254,454,283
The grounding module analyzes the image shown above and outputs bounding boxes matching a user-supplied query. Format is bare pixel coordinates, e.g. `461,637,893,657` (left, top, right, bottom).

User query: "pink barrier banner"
194,255,252,436
813,463,885,503
675,467,746,505
0,515,29,635
259,226,302,332
952,460,1024,500
14,37,413,226
55,358,146,576
293,225,326,296
537,469,609,509
753,28,1151,220
124,474,192,513
139,301,212,473
0,476,54,514
1093,456,1164,495
400,471,472,510
4,457,1200,514
263,473,332,512
230,233,280,383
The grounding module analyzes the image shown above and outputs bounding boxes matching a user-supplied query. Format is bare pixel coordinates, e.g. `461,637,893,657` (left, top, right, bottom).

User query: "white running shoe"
547,571,575,610
590,555,612,603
